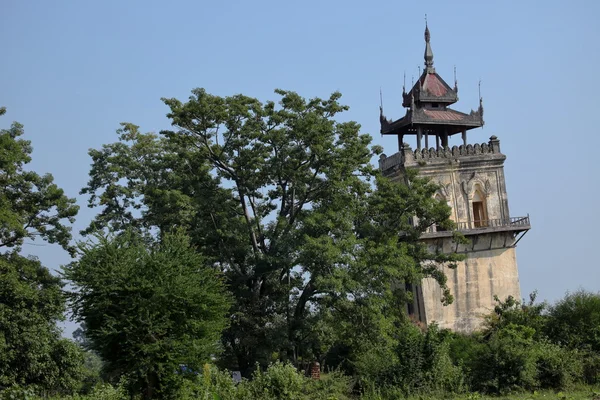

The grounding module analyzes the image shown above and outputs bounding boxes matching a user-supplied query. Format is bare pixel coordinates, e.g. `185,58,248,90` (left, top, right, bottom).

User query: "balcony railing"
456,216,530,231
425,215,530,236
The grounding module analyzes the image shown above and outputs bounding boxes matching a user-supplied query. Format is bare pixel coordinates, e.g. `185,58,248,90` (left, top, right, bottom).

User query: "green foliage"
179,362,352,400
81,89,461,372
356,323,466,396
0,110,78,254
78,351,104,394
484,292,548,340
534,341,582,390
0,385,36,400
72,382,129,400
581,351,600,385
469,324,539,393
245,362,305,400
63,230,232,399
545,289,600,352
464,324,584,393
0,252,83,394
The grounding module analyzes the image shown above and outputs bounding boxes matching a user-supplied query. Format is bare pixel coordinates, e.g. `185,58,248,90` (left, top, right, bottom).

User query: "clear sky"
2,0,599,337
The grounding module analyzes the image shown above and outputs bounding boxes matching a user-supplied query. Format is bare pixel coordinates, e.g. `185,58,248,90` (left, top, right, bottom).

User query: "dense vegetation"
0,91,598,399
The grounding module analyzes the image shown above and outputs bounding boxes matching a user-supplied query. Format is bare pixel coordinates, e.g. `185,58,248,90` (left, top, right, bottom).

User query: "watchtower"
379,24,531,332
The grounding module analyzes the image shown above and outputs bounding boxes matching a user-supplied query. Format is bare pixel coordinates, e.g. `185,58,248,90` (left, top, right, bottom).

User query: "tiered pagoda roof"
380,24,484,140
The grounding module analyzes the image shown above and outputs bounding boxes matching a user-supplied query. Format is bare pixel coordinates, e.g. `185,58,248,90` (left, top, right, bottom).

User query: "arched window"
472,185,487,227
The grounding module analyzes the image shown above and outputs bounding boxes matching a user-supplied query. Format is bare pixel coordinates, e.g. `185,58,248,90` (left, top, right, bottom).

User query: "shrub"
483,292,548,340
354,323,466,396
0,386,36,400
534,341,583,389
469,324,584,394
582,351,600,385
245,362,305,400
81,382,128,400
471,324,539,393
304,370,352,400
546,289,600,352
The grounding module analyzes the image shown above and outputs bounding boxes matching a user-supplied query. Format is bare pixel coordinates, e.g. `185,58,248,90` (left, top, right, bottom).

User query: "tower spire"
424,16,435,73
454,65,459,93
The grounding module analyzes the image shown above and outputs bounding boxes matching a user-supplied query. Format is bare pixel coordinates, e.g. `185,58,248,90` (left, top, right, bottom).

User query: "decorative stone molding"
377,137,504,172
461,172,492,198
412,141,496,161
437,182,453,201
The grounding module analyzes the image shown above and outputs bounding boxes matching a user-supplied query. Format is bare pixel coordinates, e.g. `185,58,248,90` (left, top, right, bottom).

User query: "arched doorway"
472,186,487,227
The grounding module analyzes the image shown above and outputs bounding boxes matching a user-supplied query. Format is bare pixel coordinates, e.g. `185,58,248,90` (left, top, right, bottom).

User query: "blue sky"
2,0,599,337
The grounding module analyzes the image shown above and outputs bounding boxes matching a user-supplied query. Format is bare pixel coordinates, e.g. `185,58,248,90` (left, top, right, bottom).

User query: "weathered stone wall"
380,136,524,333
380,139,510,227
421,232,521,332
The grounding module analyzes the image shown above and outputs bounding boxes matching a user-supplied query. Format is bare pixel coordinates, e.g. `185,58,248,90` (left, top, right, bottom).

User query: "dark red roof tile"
422,74,448,97
423,109,464,121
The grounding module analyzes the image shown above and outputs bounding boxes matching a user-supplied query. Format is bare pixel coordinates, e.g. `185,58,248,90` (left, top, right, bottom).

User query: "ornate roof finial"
379,87,384,116
424,16,434,73
402,71,406,95
478,79,484,125
454,65,459,93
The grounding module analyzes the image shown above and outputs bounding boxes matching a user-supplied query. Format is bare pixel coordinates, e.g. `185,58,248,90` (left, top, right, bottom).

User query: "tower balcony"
421,215,531,239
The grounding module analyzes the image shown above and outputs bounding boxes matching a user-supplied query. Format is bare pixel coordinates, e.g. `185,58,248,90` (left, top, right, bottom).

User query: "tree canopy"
63,230,232,399
0,109,83,394
0,107,79,255
80,89,461,373
0,252,83,393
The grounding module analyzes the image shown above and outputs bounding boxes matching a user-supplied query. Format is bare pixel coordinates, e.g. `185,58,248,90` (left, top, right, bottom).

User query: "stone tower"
378,24,530,332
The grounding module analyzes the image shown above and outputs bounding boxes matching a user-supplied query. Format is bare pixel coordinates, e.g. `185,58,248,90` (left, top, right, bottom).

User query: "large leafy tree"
0,109,82,394
0,107,79,255
0,252,83,393
63,230,232,399
81,89,460,373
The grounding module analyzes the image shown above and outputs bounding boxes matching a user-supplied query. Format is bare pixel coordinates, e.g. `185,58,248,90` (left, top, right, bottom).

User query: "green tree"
80,89,461,373
546,289,600,352
0,108,82,394
0,107,79,255
63,230,232,399
0,252,83,394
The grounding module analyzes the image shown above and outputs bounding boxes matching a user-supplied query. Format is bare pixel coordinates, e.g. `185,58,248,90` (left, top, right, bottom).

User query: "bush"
175,362,352,400
177,364,239,400
0,386,36,400
304,370,352,400
244,362,305,400
468,324,585,394
534,341,583,389
546,289,600,352
483,293,548,341
355,323,466,396
471,324,539,393
582,351,600,385
79,382,128,400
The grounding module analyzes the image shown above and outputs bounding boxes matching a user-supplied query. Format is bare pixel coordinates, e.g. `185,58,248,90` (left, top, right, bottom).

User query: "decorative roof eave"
380,108,484,135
